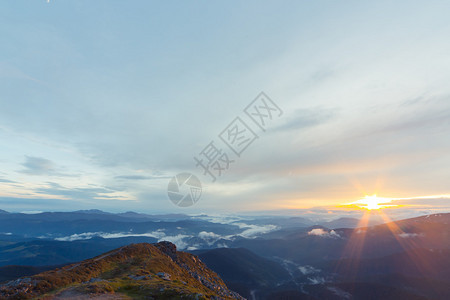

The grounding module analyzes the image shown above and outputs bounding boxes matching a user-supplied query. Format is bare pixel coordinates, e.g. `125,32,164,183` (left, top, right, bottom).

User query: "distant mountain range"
207,214,450,299
0,211,449,299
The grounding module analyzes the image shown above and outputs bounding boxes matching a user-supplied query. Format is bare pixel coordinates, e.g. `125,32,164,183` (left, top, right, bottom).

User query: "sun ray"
336,205,439,286
334,211,371,280
377,211,436,277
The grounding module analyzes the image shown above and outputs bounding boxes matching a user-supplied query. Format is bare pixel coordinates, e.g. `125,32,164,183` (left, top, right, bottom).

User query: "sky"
0,0,449,215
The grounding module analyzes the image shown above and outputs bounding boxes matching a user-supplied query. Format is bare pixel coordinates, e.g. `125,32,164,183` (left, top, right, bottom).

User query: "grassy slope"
0,243,242,299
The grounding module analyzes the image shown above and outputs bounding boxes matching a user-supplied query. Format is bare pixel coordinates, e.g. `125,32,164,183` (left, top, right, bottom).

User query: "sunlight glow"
336,208,433,280
351,194,396,210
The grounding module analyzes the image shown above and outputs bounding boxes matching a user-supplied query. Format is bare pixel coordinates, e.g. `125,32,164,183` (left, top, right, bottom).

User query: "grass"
3,243,238,299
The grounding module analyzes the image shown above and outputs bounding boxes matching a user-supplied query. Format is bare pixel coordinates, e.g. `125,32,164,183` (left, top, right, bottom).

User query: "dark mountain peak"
73,209,111,214
154,240,178,260
121,211,140,215
117,211,146,217
0,209,9,214
0,242,244,299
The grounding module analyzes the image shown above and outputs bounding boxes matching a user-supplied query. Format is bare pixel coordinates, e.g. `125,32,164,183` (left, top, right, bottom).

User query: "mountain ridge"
0,242,244,299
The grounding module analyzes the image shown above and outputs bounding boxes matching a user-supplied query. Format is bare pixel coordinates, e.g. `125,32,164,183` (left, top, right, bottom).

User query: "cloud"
274,107,337,132
53,231,162,242
18,156,75,177
390,196,450,208
198,231,222,240
114,175,153,180
308,228,340,238
34,182,133,202
0,178,16,183
53,229,190,249
298,265,320,275
20,156,55,175
398,233,422,238
192,214,246,224
2,1,450,215
52,223,280,250
160,234,190,249
373,96,450,135
308,277,326,284
234,223,278,238
114,175,171,180
327,287,352,299
198,231,225,245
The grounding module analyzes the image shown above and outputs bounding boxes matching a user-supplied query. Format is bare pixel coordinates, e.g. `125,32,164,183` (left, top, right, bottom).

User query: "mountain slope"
195,248,291,299
229,213,450,264
0,242,244,299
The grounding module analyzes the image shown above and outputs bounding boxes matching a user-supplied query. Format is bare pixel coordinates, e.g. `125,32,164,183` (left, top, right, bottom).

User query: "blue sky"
1,0,450,215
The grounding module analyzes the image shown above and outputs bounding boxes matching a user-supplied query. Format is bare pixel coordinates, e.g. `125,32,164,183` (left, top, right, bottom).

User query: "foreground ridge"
0,242,245,299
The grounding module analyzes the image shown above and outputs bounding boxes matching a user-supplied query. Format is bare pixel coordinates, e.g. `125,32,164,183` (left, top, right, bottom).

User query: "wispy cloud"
0,178,16,183
19,156,55,175
18,156,75,177
114,175,171,180
1,1,450,214
34,182,134,202
234,223,278,238
0,62,43,83
54,230,190,249
274,107,337,132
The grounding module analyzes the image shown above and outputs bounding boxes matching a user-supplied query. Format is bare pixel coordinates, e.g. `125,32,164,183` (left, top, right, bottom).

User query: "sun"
352,194,395,210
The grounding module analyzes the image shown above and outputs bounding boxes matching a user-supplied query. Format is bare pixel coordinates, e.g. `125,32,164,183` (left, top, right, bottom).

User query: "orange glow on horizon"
348,194,398,210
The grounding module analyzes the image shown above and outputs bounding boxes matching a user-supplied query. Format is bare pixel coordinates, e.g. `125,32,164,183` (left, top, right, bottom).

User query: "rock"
128,274,151,280
156,272,171,281
155,241,177,260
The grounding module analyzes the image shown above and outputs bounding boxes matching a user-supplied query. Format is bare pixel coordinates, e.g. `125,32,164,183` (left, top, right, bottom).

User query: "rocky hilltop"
0,242,245,299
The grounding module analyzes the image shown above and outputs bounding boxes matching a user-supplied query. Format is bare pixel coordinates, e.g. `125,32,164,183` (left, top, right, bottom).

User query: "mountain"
194,248,291,299
73,209,112,214
0,215,239,242
0,265,61,283
1,212,449,299
227,213,450,264
1,212,448,271
117,211,191,220
0,210,192,224
0,242,244,299
0,236,159,267
191,246,448,300
237,216,314,229
193,214,450,299
320,217,383,229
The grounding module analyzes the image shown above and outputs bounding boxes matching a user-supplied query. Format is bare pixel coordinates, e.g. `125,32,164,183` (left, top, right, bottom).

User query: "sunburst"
351,194,396,210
